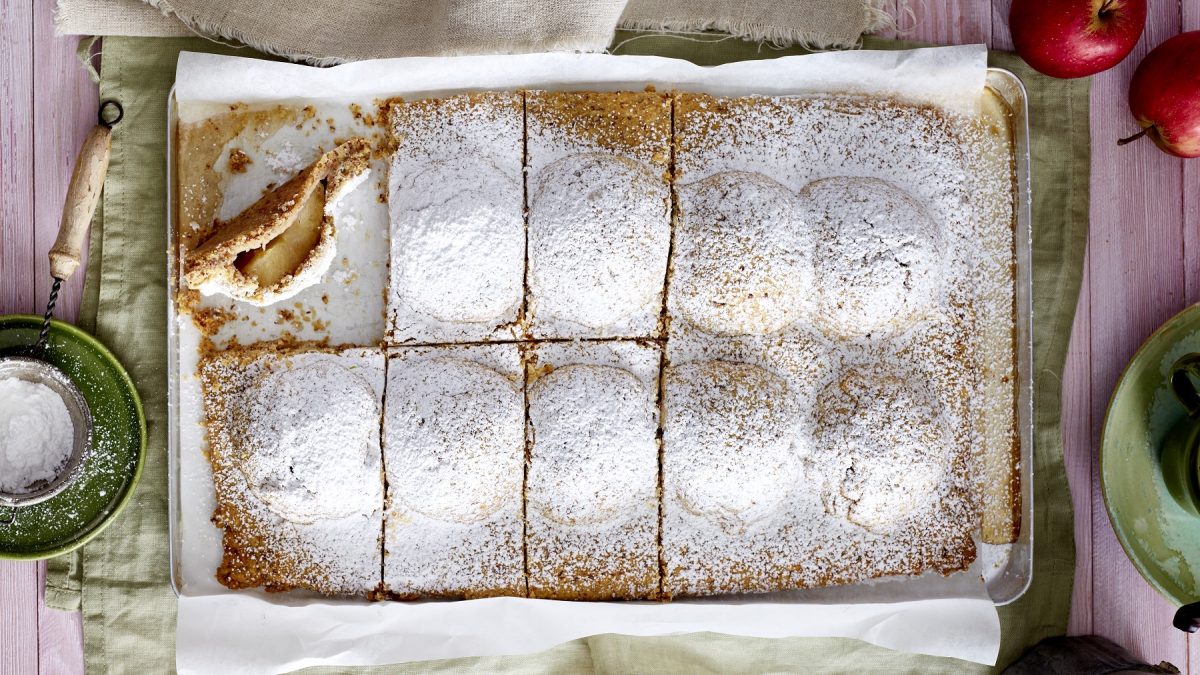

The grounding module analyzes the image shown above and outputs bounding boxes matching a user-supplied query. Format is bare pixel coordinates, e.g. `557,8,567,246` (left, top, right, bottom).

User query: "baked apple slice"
185,137,370,306
234,180,327,289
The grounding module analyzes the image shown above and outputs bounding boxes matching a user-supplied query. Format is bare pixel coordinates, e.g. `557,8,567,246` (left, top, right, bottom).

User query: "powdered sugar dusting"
527,154,669,335
814,363,955,535
383,344,525,598
674,95,975,231
529,365,654,525
238,360,381,523
387,93,524,343
666,360,803,535
663,93,1011,596
803,176,943,338
672,171,814,336
392,161,523,323
525,91,671,339
663,335,978,597
199,346,384,597
264,141,306,175
526,341,660,599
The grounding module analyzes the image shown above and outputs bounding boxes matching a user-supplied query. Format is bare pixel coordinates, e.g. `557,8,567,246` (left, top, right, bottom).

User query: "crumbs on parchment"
228,148,252,174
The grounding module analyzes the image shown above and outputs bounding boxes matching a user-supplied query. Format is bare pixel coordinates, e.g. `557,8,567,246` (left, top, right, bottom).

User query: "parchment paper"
170,46,1001,673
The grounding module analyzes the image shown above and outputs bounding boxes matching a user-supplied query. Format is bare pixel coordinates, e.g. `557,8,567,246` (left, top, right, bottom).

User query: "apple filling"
183,137,370,306
234,180,327,288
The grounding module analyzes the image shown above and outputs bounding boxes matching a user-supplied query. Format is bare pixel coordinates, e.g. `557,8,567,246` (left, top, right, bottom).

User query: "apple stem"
1098,0,1117,16
1117,128,1148,146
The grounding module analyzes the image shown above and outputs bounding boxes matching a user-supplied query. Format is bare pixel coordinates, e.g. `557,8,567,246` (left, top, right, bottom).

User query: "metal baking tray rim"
165,67,1036,605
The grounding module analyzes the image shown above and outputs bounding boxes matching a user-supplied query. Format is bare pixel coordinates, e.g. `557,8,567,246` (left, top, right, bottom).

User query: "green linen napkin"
46,34,1087,673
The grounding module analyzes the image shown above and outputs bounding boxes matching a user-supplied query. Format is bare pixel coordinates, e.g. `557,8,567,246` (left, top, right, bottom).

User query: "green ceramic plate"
0,315,145,560
1102,302,1200,606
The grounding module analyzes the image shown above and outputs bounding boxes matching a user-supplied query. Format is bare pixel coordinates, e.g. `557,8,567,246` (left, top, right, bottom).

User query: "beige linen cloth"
56,0,887,62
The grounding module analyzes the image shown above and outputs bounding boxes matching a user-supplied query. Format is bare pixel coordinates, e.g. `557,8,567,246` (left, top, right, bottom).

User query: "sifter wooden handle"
49,124,112,281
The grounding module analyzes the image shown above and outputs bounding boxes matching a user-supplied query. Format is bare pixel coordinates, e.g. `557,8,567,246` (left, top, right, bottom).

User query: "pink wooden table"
2,0,1198,671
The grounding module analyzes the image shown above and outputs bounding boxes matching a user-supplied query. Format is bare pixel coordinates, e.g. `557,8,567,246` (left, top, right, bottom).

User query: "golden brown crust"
527,90,671,169
528,549,660,601
388,91,522,143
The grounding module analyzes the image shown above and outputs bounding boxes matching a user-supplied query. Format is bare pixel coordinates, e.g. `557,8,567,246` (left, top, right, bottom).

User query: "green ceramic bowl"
1102,302,1200,606
0,315,145,560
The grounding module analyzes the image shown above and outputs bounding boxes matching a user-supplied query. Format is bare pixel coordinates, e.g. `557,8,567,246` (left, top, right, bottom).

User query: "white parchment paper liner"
172,45,1000,674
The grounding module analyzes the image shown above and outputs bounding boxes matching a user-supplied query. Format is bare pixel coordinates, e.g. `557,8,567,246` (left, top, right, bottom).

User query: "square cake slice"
525,340,661,600
660,355,809,597
662,335,979,598
198,343,385,597
387,92,525,344
383,343,526,598
524,91,672,340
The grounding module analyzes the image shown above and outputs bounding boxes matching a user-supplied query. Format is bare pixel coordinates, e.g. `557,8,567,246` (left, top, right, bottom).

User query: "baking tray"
986,68,1035,606
165,67,1034,606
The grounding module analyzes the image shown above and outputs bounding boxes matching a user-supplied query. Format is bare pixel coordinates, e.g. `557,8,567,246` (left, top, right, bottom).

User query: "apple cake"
186,85,1020,601
525,340,661,600
197,342,385,596
386,93,525,344
671,92,1019,549
382,343,526,599
524,91,672,339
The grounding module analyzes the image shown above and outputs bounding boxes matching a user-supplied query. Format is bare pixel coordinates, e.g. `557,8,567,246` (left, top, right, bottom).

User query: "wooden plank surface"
1085,0,1190,664
33,6,95,325
2,0,1198,671
905,0,991,44
0,0,35,316
0,0,96,672
37,562,84,674
0,0,41,672
0,564,37,675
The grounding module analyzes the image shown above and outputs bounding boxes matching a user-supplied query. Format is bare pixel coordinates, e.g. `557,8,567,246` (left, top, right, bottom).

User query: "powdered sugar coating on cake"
387,93,524,343
801,176,943,338
383,343,526,598
813,362,955,534
661,353,811,598
665,360,803,534
662,335,978,598
663,93,1007,595
674,95,975,234
525,340,660,599
392,160,522,325
199,345,385,597
529,364,655,527
527,154,670,335
673,94,980,336
671,171,814,336
525,91,671,339
239,360,382,523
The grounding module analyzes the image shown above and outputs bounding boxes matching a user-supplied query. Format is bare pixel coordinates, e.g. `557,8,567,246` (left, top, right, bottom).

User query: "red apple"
1009,0,1146,79
1120,31,1200,158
